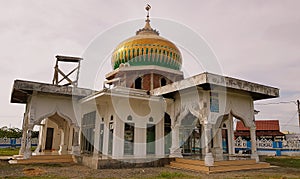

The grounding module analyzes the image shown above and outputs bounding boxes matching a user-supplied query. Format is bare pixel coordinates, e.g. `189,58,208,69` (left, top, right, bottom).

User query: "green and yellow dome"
111,7,182,70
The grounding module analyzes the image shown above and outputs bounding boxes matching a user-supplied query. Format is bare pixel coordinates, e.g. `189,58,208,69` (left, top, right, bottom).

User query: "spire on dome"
136,4,159,35
144,4,151,29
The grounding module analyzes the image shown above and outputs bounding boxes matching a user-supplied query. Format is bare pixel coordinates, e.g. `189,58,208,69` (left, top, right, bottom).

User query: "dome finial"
145,4,151,22
144,4,151,29
136,4,159,35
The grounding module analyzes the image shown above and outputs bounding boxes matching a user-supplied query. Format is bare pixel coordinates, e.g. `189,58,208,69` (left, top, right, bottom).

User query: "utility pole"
297,100,300,127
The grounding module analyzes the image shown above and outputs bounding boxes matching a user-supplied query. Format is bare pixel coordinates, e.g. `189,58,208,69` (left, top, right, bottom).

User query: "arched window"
127,115,132,121
135,77,142,89
160,78,167,87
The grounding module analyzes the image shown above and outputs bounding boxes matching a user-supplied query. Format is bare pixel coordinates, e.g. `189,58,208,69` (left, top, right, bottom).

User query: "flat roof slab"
11,80,94,103
151,72,279,100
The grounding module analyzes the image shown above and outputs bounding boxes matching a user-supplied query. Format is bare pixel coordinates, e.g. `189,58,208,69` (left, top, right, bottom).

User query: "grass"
152,171,197,179
0,147,36,156
0,147,19,156
266,157,300,168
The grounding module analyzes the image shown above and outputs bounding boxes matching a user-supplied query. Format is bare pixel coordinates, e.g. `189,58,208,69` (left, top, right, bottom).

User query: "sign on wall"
210,92,219,113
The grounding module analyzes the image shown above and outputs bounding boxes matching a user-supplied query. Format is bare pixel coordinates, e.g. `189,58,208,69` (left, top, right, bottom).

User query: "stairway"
9,154,74,164
169,158,270,173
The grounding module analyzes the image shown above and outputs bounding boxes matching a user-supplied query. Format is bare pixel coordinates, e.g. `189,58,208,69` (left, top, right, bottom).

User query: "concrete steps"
9,154,74,164
169,158,270,173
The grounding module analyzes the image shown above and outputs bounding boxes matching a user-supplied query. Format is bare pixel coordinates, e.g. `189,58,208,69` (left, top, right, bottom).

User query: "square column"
71,127,80,156
250,127,259,162
23,127,33,159
169,125,182,158
204,123,214,166
19,127,27,155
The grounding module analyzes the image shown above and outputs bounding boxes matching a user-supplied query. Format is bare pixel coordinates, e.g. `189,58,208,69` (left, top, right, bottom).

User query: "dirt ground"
0,160,300,179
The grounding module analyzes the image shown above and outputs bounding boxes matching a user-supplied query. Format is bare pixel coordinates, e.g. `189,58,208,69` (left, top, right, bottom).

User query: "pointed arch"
215,110,254,129
33,108,76,128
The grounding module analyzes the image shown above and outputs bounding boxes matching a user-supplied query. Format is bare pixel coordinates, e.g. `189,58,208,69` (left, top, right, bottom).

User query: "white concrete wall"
30,94,78,126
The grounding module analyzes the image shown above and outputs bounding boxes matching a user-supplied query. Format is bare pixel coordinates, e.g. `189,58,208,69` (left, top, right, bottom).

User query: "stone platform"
8,154,74,164
169,158,270,174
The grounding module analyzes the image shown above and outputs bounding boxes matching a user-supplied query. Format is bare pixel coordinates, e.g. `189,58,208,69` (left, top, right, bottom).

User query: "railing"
234,136,247,148
282,138,300,150
234,137,300,150
256,138,273,149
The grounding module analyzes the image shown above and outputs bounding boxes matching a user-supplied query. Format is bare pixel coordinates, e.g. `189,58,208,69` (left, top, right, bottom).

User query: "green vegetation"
0,126,39,138
0,127,23,138
156,171,193,179
0,147,36,156
0,147,19,156
266,157,300,168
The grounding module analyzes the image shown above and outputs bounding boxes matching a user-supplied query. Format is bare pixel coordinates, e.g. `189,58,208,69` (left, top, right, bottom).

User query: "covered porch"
152,72,279,168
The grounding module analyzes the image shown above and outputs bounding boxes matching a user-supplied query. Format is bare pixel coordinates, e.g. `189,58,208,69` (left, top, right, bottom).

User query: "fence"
234,136,300,156
0,137,38,148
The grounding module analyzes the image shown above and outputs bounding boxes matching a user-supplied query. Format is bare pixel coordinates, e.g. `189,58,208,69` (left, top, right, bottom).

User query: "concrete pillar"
91,114,101,169
156,120,164,157
19,127,27,155
71,127,80,156
24,127,33,159
204,123,214,166
213,127,223,160
169,125,182,158
19,113,28,155
59,128,68,154
250,126,259,162
135,125,146,158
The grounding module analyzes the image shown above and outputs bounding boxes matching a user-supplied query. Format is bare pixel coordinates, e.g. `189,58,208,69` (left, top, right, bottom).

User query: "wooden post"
297,100,300,127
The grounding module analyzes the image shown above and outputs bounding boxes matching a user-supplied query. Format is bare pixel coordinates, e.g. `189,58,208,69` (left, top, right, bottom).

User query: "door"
45,128,54,150
222,129,229,154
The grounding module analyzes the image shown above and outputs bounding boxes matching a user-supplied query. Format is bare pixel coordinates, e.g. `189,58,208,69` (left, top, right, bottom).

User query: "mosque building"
10,5,279,172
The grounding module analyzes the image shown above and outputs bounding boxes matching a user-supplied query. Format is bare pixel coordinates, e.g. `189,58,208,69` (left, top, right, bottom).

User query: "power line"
255,101,296,106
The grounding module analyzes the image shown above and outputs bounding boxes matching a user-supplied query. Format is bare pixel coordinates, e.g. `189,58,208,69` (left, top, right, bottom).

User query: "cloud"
1,1,300,132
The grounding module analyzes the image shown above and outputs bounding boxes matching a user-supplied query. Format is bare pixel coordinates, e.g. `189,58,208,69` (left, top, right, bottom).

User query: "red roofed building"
235,120,284,140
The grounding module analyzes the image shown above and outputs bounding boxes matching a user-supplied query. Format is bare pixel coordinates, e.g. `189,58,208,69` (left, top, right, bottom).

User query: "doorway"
179,113,202,157
124,123,134,155
45,127,54,150
222,126,229,154
147,124,155,155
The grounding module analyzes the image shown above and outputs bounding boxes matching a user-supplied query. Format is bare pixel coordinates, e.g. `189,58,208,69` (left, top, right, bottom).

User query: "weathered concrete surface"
151,72,279,100
11,80,94,103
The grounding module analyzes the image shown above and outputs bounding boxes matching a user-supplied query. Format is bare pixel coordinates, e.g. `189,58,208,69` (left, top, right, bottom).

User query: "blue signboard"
210,92,219,112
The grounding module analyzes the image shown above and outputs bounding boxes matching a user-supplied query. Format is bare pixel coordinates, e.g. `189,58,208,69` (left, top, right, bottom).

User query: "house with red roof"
235,120,284,140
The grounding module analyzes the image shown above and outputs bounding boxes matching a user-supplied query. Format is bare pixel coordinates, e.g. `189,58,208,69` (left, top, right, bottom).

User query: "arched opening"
222,123,229,154
37,113,72,154
233,117,251,155
164,113,172,154
135,77,142,89
179,112,202,157
215,113,251,156
160,78,167,87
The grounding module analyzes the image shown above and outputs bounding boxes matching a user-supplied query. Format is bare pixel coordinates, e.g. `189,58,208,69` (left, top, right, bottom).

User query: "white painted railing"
234,136,247,148
282,138,300,150
234,136,300,150
256,138,273,149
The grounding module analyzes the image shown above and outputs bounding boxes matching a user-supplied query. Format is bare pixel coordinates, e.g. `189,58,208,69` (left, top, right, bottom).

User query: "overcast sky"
1,0,299,133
